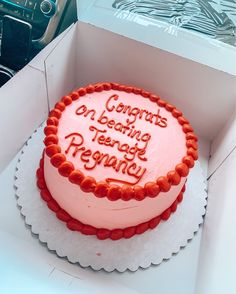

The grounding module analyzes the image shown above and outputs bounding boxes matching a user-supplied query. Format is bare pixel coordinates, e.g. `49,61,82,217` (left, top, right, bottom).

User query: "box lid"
77,0,236,76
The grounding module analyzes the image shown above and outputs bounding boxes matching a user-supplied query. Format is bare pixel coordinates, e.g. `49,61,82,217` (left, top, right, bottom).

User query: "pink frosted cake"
36,82,198,240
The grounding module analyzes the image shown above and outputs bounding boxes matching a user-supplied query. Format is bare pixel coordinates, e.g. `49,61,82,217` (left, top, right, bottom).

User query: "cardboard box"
1,2,236,293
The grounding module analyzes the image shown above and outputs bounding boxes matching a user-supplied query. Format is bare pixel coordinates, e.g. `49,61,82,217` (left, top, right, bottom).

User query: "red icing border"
44,82,198,201
37,156,186,240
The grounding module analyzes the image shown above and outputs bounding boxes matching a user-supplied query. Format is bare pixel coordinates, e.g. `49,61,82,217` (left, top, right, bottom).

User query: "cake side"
44,153,186,229
37,156,186,240
39,82,198,240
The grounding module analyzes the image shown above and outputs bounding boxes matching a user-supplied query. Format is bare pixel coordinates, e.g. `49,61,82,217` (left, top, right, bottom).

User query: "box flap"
44,24,78,108
0,65,48,174
209,109,236,177
72,22,235,141
196,147,236,294
29,24,76,73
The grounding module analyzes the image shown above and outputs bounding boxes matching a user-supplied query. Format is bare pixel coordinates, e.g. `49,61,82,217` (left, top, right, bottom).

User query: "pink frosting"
44,154,186,229
57,90,186,185
44,89,187,229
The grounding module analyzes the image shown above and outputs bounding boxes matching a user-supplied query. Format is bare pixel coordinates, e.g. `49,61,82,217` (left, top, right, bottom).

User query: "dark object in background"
1,15,32,71
0,0,77,87
0,64,15,87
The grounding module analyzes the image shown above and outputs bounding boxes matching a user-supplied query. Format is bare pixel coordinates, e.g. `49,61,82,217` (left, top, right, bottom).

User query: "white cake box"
1,1,236,294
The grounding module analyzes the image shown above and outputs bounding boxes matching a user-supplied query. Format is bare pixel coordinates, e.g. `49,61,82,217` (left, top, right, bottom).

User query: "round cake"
36,82,198,240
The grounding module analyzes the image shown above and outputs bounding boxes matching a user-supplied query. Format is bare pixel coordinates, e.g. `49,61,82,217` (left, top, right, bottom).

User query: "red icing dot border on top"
44,82,198,201
36,156,186,240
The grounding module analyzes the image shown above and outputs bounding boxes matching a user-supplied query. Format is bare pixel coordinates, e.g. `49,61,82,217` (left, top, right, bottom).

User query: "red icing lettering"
89,125,107,142
106,165,147,185
64,92,168,185
76,105,96,120
160,117,167,128
64,132,147,185
96,112,152,146
105,94,168,126
89,125,148,161
106,94,118,111
107,119,115,128
64,133,84,156
81,149,92,162
97,110,109,125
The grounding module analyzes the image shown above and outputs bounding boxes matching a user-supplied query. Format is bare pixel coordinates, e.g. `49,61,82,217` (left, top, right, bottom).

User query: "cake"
36,82,198,240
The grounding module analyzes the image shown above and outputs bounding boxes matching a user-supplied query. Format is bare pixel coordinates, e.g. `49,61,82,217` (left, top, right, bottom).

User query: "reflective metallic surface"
113,0,236,46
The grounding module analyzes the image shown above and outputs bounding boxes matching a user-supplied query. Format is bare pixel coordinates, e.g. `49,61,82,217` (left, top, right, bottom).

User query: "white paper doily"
15,126,207,272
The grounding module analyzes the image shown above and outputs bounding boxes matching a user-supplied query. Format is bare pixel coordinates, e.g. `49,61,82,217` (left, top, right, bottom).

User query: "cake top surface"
58,89,185,186
44,82,198,200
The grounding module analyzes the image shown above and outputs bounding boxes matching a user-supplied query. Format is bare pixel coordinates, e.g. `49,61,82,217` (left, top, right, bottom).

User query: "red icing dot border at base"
37,156,186,241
